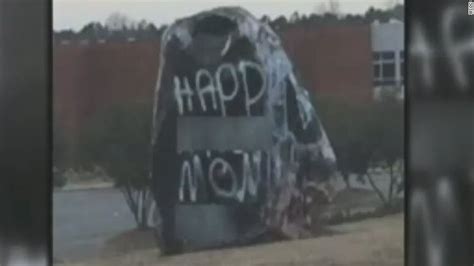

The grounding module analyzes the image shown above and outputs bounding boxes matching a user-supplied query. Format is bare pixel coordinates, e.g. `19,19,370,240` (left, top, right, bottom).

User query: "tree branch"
366,173,388,206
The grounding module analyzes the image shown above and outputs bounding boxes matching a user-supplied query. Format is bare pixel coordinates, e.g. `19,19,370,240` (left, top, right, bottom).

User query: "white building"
371,19,404,100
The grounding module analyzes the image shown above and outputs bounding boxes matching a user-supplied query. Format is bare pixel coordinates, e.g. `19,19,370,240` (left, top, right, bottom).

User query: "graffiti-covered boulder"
151,6,337,254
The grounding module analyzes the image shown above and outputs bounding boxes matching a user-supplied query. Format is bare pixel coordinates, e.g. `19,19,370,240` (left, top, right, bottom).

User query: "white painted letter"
195,69,217,112
410,21,435,89
215,63,239,117
209,158,237,198
442,6,474,91
174,76,194,114
239,61,266,116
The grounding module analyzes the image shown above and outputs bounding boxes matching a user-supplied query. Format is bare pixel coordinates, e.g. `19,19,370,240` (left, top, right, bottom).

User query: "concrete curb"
55,183,116,192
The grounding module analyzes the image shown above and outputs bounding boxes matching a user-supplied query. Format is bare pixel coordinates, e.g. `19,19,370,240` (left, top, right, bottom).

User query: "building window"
400,50,404,82
373,64,380,78
373,51,396,86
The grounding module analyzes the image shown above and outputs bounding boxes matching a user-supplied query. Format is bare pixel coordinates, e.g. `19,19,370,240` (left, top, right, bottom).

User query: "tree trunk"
387,164,395,205
137,189,154,230
121,185,139,225
137,190,145,230
366,173,388,206
120,184,154,229
342,172,351,189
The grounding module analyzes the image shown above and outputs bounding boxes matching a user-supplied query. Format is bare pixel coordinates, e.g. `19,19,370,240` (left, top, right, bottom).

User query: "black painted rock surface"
151,6,337,252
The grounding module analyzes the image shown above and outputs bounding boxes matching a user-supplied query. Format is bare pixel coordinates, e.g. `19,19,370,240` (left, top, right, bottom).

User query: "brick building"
53,41,160,163
53,24,376,163
281,24,373,101
371,19,405,100
54,41,160,135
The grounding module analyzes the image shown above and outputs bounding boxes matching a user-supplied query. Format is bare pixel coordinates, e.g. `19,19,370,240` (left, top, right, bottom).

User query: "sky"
53,0,402,31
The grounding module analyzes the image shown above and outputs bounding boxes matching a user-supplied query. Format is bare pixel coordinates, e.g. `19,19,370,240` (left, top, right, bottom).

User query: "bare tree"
328,0,341,16
78,103,156,229
314,0,341,17
384,0,401,9
290,11,300,23
260,15,271,24
104,12,134,31
137,19,149,30
314,2,328,15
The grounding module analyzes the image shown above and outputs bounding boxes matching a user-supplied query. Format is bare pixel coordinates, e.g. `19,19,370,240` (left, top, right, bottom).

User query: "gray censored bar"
177,116,273,152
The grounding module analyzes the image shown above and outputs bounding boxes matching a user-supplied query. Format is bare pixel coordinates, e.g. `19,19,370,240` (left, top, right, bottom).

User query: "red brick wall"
281,25,373,101
53,26,372,149
53,41,160,136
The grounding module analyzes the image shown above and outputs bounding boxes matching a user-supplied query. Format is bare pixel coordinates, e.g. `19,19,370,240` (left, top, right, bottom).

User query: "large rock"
151,6,337,253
